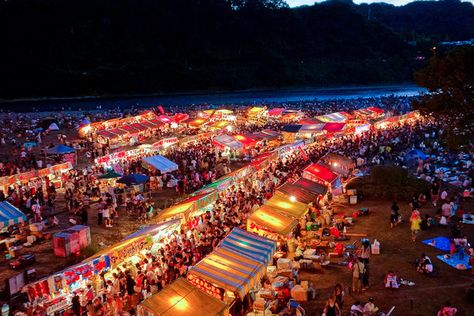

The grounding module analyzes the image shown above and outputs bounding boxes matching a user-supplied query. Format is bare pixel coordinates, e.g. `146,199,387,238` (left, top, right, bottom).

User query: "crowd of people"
1,94,471,316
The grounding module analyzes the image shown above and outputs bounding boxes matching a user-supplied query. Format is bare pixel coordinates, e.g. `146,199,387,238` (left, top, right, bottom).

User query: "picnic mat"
437,254,472,270
462,214,474,224
422,237,451,252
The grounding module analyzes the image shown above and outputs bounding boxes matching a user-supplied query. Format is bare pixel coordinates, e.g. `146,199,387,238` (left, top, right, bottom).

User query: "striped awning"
187,228,276,298
0,201,27,229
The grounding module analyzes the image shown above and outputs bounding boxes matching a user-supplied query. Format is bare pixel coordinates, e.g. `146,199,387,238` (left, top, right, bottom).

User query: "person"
352,257,364,293
384,271,399,288
71,293,81,316
390,201,400,228
409,211,421,242
323,295,340,316
417,253,434,274
437,301,457,316
363,298,379,316
350,301,364,316
469,248,474,275
431,179,440,206
334,283,344,309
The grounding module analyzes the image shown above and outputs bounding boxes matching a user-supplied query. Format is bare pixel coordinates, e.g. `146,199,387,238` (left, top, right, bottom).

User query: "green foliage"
0,0,472,98
347,166,431,200
413,46,474,147
81,244,101,258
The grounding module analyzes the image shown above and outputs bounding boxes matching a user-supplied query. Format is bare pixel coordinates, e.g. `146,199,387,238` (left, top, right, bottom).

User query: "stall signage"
109,238,150,267
152,137,178,148
46,298,70,315
187,274,225,301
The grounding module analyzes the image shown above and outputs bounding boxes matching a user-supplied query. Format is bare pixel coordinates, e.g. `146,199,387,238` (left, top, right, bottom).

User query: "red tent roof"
299,118,323,125
323,123,346,133
304,163,338,183
173,113,189,123
233,134,257,146
130,123,148,132
268,108,285,117
367,107,384,114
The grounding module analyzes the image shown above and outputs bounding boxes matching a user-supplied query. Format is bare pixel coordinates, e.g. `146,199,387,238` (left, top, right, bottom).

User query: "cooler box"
291,285,308,302
63,230,81,254
53,232,72,257
349,195,357,205
68,225,91,249
277,258,292,270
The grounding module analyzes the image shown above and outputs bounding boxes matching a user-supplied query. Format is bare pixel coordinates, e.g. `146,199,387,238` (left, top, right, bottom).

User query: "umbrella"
98,171,122,179
117,174,149,185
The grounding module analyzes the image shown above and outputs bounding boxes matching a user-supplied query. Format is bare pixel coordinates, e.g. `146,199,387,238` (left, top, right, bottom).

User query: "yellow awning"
140,278,227,316
247,205,297,235
266,195,309,219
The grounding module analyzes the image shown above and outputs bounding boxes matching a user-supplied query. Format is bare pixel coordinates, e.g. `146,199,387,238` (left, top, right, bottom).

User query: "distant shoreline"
0,83,425,113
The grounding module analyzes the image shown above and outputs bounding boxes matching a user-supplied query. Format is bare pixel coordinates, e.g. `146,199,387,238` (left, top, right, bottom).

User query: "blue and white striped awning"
0,201,27,229
187,228,276,298
218,227,276,266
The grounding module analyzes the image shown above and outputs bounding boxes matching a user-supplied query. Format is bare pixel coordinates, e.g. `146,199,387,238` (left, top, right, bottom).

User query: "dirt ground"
299,198,474,316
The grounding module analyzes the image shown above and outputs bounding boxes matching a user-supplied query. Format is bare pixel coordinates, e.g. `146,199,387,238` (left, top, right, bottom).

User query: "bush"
347,166,430,200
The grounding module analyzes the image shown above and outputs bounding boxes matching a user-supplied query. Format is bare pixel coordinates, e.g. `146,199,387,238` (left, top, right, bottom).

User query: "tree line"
0,0,473,98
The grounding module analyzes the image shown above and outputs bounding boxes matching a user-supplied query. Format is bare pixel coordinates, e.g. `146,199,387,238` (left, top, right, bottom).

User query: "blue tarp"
143,155,178,173
0,201,27,229
117,173,149,185
46,144,76,155
422,236,451,252
405,149,427,162
437,253,472,270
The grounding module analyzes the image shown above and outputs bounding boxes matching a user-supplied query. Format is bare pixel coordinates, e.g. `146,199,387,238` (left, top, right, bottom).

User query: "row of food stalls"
247,153,355,241
0,162,73,195
212,130,281,156
20,219,182,315
374,110,421,130
80,111,190,148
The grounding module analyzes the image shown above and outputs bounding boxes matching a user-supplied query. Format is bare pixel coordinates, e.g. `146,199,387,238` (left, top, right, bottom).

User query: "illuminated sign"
187,274,225,301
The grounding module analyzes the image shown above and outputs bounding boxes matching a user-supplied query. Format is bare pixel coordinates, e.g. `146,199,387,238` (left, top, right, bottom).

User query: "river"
0,84,425,112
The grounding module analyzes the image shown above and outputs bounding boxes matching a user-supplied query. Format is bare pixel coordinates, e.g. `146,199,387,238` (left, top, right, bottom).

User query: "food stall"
187,228,276,310
303,163,342,195
45,145,76,165
265,195,309,219
193,176,235,195
247,205,298,240
315,112,350,123
275,183,318,205
281,125,303,143
374,111,421,130
142,155,179,174
319,153,355,178
0,201,27,232
208,120,233,132
22,255,110,316
354,107,385,120
292,177,328,197
247,106,267,121
322,123,347,135
212,134,243,155
156,190,218,224
232,134,262,150
138,278,228,316
267,108,284,118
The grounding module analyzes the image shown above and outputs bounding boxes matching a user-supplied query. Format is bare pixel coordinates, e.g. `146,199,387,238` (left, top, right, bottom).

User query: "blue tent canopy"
46,144,76,155
143,155,178,173
405,149,427,162
282,125,302,133
117,173,149,185
0,201,27,229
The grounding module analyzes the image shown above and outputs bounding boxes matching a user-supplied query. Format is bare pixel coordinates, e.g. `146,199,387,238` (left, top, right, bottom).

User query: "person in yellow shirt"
410,211,422,242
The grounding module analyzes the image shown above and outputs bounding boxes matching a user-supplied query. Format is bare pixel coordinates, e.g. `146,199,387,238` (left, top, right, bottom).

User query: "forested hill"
0,0,473,99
